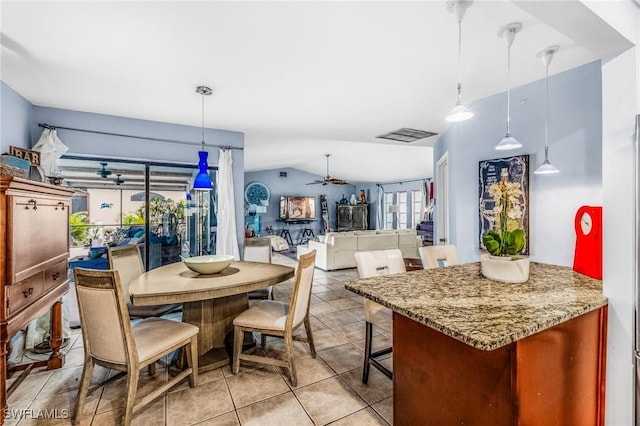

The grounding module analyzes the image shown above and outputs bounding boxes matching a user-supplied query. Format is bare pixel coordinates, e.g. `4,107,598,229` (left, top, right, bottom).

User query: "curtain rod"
375,177,430,187
38,123,243,151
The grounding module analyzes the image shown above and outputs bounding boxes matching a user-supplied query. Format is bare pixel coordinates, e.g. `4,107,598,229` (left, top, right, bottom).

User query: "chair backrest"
243,238,272,263
354,249,406,279
419,245,461,269
73,268,136,366
108,245,144,302
287,250,316,329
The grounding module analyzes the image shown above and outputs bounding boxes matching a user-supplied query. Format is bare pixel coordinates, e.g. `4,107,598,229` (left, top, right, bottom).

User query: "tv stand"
279,219,315,224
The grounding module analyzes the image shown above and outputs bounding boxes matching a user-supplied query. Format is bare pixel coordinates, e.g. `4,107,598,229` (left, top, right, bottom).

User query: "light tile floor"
6,253,393,425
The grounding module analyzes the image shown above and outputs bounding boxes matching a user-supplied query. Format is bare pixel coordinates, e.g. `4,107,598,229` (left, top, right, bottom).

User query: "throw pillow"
268,235,289,251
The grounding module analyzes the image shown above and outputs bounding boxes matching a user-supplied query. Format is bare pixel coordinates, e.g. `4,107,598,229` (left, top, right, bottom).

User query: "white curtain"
421,180,428,223
216,149,240,260
376,185,383,230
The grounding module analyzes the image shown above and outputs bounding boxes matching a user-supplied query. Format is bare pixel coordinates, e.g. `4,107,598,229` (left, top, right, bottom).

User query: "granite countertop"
344,262,607,351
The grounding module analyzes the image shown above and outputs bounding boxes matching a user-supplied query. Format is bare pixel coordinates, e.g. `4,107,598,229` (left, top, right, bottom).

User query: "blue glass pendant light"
193,85,213,190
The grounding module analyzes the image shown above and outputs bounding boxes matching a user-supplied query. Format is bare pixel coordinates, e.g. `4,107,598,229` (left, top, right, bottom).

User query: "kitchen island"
345,262,608,426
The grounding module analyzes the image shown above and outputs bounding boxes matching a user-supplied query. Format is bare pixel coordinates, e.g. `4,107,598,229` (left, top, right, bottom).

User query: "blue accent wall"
245,167,358,239
1,81,32,152
244,168,431,241
435,60,602,265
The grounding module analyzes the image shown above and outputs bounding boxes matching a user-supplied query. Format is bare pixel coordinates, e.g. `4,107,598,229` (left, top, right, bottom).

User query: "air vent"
376,128,438,143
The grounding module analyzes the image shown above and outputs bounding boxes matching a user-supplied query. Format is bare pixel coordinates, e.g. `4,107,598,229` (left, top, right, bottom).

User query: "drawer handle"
26,199,37,210
55,202,65,211
22,288,34,298
52,272,61,281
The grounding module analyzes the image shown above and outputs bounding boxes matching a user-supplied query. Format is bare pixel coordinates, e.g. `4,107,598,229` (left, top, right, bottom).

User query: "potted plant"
480,179,530,283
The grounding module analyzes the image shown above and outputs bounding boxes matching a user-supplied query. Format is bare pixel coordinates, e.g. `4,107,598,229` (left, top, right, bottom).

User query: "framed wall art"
478,155,529,255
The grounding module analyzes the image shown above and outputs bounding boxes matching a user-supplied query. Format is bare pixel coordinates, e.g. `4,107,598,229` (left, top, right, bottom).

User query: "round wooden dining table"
129,260,295,373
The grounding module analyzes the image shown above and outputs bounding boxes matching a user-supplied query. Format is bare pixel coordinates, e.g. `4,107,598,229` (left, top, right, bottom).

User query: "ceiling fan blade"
306,180,323,185
328,178,348,185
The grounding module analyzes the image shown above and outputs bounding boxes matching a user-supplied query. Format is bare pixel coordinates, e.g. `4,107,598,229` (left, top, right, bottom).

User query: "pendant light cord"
201,92,206,151
506,41,512,134
544,60,549,161
456,20,463,103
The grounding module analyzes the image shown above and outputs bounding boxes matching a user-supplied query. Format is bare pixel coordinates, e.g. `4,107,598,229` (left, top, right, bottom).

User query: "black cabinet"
336,204,369,231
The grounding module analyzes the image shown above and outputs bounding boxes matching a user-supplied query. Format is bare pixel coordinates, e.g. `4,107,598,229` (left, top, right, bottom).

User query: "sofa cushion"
357,233,397,251
328,235,357,251
354,230,376,235
398,230,419,246
267,235,289,251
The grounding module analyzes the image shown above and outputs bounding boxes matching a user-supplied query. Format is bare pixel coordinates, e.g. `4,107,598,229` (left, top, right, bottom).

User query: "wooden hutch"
0,177,73,423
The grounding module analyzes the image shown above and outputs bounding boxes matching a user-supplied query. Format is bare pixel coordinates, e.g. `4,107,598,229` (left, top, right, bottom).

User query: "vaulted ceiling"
1,1,631,182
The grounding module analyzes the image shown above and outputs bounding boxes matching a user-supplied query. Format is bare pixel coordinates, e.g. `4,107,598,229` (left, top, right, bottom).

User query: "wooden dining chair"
72,268,198,426
232,251,316,387
108,245,182,318
354,249,406,384
419,244,461,269
244,238,274,300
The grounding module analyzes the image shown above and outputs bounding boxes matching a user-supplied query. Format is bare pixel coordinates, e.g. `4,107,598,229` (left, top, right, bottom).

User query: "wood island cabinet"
0,177,73,424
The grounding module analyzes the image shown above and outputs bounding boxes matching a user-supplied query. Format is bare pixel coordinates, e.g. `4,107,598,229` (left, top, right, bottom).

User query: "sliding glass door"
61,156,216,271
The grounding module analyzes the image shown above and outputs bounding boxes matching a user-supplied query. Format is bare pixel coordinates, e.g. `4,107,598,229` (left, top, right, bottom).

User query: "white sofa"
298,229,421,271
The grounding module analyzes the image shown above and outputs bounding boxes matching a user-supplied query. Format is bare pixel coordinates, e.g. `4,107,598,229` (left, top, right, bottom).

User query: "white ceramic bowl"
183,255,235,274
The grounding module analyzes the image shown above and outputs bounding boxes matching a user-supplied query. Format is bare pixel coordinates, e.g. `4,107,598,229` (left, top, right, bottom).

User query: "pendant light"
495,22,522,150
193,85,213,190
534,46,560,175
446,0,474,123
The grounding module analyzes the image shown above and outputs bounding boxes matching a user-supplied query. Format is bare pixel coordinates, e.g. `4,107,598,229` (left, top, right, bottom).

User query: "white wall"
593,2,640,424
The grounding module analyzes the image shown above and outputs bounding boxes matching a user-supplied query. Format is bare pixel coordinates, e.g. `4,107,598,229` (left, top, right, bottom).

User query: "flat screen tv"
279,196,316,220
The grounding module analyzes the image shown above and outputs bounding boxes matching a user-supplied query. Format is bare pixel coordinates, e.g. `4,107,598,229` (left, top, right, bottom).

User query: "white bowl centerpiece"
183,254,235,275
481,178,530,283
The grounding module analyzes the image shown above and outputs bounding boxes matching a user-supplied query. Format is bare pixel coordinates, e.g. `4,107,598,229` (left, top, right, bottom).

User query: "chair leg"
147,362,156,377
233,325,244,375
285,333,297,387
186,336,198,388
303,316,316,358
123,367,140,426
73,359,94,424
260,333,267,348
362,321,373,384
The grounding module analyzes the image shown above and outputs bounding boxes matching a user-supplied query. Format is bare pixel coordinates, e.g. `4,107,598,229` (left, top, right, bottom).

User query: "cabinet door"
337,206,352,231
9,195,70,282
352,205,368,230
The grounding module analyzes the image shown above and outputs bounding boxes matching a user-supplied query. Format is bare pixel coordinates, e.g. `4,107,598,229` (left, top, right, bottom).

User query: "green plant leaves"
483,228,525,257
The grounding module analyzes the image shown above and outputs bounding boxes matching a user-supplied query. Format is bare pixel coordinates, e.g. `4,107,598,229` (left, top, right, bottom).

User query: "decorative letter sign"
573,205,602,280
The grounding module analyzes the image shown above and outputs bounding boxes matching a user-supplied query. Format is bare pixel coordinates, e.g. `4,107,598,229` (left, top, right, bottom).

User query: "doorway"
435,152,450,245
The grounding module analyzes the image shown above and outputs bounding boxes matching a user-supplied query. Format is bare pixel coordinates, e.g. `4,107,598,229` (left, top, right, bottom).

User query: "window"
384,192,394,229
398,191,407,229
412,190,422,227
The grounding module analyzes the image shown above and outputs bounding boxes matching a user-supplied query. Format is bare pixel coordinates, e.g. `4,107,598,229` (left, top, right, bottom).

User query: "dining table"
129,260,295,373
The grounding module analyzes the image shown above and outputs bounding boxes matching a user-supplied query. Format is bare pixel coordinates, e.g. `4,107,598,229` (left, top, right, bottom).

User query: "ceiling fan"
306,154,348,186
112,174,125,186
96,162,112,178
